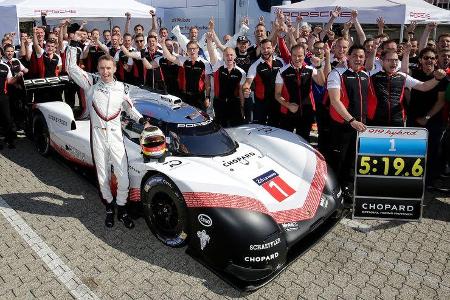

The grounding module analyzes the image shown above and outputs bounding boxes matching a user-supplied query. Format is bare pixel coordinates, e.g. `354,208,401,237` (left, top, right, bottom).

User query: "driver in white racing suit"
66,35,149,229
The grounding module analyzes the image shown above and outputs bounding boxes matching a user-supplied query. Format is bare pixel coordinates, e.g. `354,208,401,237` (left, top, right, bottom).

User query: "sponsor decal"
361,203,414,212
128,165,141,175
282,222,299,232
320,195,328,208
249,238,280,251
177,120,212,128
197,230,210,250
222,152,256,167
64,145,87,162
48,114,68,127
253,170,295,202
366,128,419,137
197,214,212,227
245,252,279,262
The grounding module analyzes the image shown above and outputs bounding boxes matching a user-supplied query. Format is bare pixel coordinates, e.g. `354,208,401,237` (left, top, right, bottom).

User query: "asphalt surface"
0,136,449,299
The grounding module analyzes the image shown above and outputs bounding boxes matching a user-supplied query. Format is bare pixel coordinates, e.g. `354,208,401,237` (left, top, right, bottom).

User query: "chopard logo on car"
198,214,212,227
249,238,281,251
245,252,279,262
222,152,256,167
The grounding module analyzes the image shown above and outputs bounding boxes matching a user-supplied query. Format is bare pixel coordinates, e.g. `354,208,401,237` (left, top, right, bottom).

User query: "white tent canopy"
0,0,156,40
272,0,450,25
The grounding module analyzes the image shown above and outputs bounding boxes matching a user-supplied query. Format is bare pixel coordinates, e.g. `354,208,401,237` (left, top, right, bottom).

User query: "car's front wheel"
141,174,189,247
33,114,51,156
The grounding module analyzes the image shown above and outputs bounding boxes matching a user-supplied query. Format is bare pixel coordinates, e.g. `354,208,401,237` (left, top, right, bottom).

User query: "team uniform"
369,70,422,126
2,57,27,128
212,60,246,127
176,56,212,110
155,56,181,96
84,44,105,73
276,63,317,141
114,47,135,84
327,67,375,186
0,62,14,147
247,56,284,126
132,49,164,89
408,69,447,184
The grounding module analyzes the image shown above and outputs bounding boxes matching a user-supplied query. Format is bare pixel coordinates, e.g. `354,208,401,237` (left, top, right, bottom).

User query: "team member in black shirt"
3,44,28,130
408,48,447,188
0,51,15,149
207,34,246,127
368,49,445,127
275,44,325,141
327,45,374,198
162,38,212,110
243,39,284,126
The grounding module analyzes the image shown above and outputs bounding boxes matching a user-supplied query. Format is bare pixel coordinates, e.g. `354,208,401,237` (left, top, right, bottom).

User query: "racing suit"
66,46,143,206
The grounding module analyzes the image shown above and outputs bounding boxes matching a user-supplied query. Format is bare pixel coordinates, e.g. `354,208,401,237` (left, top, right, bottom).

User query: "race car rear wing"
23,76,75,92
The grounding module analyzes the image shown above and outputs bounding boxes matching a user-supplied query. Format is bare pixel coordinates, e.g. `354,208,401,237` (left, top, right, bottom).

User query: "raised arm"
412,69,446,92
120,44,141,59
419,22,437,51
320,6,341,41
161,38,181,65
376,17,385,35
206,32,218,66
65,32,93,91
32,27,44,57
400,42,411,74
150,10,158,33
124,12,131,34
171,25,189,53
224,16,250,49
351,10,366,45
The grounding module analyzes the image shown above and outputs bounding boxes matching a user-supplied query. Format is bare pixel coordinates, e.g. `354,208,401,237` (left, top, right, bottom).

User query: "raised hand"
125,12,131,20
331,6,341,18
406,21,417,33
208,16,215,31
376,17,385,29
258,15,265,25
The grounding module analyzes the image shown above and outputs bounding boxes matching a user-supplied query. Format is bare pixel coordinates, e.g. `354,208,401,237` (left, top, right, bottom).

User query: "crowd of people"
1,7,450,197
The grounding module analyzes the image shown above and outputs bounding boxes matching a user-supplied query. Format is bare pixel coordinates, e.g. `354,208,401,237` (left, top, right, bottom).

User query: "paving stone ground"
0,137,449,299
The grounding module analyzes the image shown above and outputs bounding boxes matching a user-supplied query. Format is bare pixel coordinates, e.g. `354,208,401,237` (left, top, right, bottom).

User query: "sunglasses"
422,56,436,60
136,40,144,43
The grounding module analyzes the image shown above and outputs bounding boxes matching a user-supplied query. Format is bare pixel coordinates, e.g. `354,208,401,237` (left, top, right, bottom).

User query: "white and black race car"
25,76,344,291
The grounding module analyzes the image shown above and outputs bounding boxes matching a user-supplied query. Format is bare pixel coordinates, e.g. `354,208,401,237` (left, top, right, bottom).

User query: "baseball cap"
237,36,249,43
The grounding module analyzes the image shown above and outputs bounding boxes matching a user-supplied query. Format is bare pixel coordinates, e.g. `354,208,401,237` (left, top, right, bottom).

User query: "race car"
25,76,344,291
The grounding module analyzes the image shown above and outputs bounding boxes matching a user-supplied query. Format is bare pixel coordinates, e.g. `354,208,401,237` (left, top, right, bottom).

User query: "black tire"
142,174,189,247
33,114,51,156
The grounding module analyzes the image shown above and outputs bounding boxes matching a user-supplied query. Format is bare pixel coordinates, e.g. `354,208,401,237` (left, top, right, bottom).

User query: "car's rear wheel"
33,114,51,156
142,174,189,247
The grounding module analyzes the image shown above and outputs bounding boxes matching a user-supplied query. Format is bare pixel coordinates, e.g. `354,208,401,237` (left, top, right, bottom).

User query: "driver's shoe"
105,202,115,228
117,205,135,229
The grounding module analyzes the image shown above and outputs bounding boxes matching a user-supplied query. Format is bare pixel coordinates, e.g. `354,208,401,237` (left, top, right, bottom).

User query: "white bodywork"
36,98,327,224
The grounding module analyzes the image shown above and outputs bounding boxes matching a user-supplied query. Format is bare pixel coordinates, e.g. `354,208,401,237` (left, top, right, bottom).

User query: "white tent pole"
399,23,404,42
